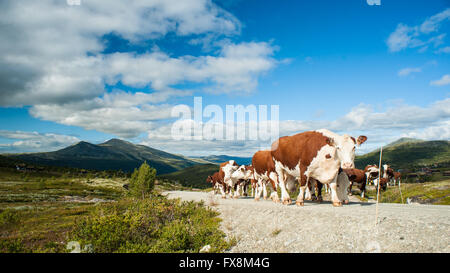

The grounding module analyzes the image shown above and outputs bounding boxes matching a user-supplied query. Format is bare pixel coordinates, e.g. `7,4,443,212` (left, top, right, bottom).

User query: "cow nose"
343,162,354,169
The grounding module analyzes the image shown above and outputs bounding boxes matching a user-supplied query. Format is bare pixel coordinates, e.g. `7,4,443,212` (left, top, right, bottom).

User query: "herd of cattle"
206,129,402,207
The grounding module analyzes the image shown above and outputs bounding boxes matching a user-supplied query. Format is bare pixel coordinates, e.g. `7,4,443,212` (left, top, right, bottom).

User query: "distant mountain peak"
386,137,424,148
101,138,133,146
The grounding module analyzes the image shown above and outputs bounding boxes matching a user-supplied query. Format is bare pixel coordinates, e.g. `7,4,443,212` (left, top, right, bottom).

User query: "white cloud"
0,0,278,141
387,8,450,53
28,91,178,138
0,0,274,107
430,74,450,86
398,67,422,77
135,98,450,156
0,131,80,153
401,120,450,140
103,42,276,94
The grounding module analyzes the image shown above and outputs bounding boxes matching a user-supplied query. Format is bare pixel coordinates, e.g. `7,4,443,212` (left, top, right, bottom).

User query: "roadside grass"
362,180,450,205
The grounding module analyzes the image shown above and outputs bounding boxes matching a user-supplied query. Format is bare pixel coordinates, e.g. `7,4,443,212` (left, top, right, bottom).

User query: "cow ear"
357,135,367,146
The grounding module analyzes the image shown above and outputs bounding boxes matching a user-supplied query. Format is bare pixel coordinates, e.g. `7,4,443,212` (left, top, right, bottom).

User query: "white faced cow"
230,165,254,198
364,164,379,185
271,129,367,207
219,160,239,198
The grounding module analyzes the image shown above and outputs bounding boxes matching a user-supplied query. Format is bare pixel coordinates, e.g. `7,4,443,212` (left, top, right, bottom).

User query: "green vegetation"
0,162,233,253
355,140,450,170
69,197,233,253
128,161,156,199
359,180,450,205
158,164,219,189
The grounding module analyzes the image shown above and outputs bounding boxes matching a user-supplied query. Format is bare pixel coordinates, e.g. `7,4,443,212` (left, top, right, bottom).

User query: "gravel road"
164,190,450,253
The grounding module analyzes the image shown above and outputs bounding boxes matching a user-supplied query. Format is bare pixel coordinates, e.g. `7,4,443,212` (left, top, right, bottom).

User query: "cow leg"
305,181,313,201
269,175,280,203
316,181,323,203
262,182,268,200
220,184,227,199
254,178,262,201
348,182,353,196
296,183,306,206
329,176,342,207
233,183,241,199
243,181,248,197
275,169,291,205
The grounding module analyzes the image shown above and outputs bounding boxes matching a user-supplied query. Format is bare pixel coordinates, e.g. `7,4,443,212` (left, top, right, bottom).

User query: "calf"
271,129,366,206
343,168,367,198
206,172,230,198
252,150,280,202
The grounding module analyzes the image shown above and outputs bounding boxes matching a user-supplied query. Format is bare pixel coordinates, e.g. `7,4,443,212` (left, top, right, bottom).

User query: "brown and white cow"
374,177,388,192
271,129,367,206
206,172,229,198
364,164,379,185
230,165,254,198
343,168,367,198
252,150,280,202
383,164,401,186
219,160,240,198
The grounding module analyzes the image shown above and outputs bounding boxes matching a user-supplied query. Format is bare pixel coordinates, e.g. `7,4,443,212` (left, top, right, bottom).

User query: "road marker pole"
398,177,404,204
375,146,382,226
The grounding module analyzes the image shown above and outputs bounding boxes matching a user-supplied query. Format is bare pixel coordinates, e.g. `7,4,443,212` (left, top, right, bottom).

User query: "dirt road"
164,191,450,253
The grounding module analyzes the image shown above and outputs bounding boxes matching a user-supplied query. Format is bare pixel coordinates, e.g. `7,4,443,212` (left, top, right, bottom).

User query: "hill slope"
355,140,450,170
158,163,219,189
7,139,199,174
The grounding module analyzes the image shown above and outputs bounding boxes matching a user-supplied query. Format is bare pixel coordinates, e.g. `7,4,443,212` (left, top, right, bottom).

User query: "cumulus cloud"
0,0,278,142
430,74,450,86
28,91,179,138
136,98,450,156
0,131,80,153
103,42,276,94
0,0,273,107
387,8,450,53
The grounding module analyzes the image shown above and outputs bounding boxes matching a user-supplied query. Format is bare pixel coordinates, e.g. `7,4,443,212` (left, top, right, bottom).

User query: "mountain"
158,163,219,189
190,155,252,165
355,139,450,170
384,137,424,148
7,139,199,174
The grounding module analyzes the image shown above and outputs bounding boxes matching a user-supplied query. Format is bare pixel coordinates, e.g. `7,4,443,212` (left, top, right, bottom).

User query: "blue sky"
0,0,449,156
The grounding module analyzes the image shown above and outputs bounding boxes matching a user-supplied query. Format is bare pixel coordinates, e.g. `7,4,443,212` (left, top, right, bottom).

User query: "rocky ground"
164,190,450,253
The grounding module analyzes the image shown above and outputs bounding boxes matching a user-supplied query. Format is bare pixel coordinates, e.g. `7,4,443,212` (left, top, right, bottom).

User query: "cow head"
231,165,254,181
206,176,213,184
333,134,367,169
317,129,367,170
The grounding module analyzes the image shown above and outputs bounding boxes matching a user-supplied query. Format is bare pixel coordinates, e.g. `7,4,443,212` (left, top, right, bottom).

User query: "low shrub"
68,196,233,253
0,208,20,227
